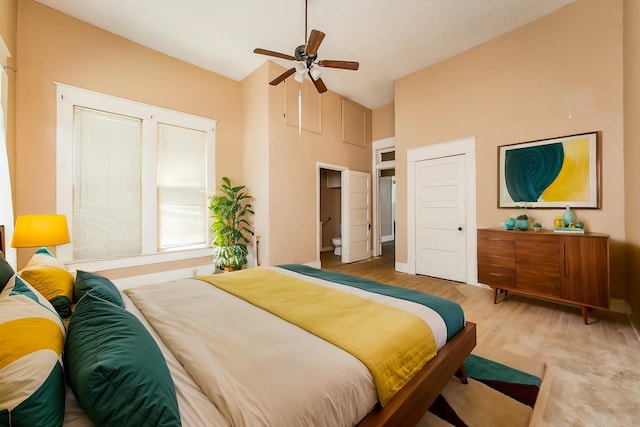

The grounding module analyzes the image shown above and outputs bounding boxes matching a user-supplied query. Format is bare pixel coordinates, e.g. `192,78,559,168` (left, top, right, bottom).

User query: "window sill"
63,247,212,272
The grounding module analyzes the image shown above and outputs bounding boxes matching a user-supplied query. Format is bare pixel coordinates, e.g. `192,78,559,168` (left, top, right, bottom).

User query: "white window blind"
73,107,142,260
56,83,216,270
157,123,207,250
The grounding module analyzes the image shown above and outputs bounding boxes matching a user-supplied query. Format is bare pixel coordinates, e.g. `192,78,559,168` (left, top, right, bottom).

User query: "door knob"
458,226,463,231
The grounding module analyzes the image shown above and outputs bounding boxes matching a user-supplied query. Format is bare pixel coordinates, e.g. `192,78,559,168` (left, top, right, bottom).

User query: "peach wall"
1,0,17,203
13,0,372,274
239,61,270,266
372,103,395,141
624,0,640,323
15,0,243,272
266,62,372,265
395,0,626,297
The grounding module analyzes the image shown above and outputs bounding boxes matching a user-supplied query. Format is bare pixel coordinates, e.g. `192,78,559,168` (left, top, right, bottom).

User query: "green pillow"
64,292,181,427
74,270,123,307
0,256,14,292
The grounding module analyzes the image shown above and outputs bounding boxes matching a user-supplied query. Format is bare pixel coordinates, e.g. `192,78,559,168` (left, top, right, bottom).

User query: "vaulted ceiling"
35,0,575,109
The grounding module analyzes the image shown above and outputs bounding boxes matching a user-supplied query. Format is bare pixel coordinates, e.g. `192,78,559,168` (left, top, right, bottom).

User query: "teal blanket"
278,264,465,341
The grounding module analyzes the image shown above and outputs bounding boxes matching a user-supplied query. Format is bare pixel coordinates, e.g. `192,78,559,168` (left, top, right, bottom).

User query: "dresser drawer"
478,253,515,269
515,239,560,264
478,266,516,288
478,232,515,257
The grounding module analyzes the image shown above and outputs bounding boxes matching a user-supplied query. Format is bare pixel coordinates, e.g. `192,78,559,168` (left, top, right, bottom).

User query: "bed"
1,254,476,427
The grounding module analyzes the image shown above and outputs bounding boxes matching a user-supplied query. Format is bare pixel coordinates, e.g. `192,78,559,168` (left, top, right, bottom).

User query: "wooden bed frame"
358,321,477,427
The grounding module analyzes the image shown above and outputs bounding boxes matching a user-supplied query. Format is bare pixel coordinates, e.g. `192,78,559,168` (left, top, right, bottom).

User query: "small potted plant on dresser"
516,214,529,230
209,177,254,271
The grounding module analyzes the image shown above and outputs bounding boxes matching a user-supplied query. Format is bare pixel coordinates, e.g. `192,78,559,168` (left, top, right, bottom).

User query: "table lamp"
10,214,70,248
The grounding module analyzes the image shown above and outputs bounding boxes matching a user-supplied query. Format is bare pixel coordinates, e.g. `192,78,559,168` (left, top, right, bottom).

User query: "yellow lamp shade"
11,215,70,248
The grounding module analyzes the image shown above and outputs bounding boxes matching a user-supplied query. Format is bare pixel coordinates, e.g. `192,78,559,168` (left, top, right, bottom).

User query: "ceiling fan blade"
269,68,296,86
318,60,359,70
254,48,295,61
310,74,328,93
305,30,325,57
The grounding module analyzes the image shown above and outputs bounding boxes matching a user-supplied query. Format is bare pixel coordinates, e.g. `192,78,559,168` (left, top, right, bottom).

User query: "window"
157,123,208,250
56,84,215,270
380,150,395,162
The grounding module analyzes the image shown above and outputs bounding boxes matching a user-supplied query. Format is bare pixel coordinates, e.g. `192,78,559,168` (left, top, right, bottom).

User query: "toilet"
331,237,342,256
332,224,342,256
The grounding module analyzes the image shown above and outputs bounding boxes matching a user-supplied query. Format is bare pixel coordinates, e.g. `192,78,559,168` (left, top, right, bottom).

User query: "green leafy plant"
516,203,528,220
208,177,254,270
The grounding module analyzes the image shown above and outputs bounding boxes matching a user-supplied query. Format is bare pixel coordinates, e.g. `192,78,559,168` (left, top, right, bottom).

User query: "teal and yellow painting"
499,133,598,208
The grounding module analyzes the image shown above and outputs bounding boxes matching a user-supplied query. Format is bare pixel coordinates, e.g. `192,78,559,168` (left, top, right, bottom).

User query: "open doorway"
379,169,396,263
317,164,372,268
372,137,396,263
319,167,343,268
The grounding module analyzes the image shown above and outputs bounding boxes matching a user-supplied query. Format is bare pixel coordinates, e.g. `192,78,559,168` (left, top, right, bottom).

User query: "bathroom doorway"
319,167,343,268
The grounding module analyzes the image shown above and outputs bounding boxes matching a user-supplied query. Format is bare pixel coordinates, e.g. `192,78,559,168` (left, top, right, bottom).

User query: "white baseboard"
304,260,321,269
112,264,214,290
381,235,394,243
320,246,334,252
395,262,409,274
473,282,492,289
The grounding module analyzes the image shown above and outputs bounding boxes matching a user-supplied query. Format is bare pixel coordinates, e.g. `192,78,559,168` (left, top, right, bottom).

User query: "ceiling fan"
253,0,359,94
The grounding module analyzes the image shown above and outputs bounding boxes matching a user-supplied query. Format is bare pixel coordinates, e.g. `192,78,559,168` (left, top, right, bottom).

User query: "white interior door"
415,155,466,281
343,170,371,263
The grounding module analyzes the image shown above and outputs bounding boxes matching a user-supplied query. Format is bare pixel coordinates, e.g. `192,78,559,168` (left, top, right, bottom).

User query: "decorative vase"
563,206,575,227
516,219,529,230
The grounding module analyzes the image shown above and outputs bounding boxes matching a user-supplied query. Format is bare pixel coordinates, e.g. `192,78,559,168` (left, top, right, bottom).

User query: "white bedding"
64,266,453,427
63,288,231,427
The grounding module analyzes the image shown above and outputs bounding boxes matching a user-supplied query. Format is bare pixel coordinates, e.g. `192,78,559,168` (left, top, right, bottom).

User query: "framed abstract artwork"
498,132,600,208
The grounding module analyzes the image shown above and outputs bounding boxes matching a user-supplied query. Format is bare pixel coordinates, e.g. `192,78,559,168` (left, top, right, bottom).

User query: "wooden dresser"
477,228,609,324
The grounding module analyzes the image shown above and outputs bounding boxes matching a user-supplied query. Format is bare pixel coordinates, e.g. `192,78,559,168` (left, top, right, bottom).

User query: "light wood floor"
326,251,640,427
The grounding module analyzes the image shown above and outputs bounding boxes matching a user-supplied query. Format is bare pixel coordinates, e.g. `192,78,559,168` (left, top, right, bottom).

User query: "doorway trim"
372,137,395,257
315,162,348,268
406,136,478,285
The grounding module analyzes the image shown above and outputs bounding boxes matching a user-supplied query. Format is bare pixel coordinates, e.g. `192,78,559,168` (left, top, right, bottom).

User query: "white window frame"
55,83,216,271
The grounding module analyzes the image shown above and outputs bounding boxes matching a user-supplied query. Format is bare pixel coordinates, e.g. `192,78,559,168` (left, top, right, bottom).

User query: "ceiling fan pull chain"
304,0,308,43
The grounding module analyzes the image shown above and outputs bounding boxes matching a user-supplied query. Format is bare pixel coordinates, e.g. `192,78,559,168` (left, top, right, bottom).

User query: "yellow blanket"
198,268,437,405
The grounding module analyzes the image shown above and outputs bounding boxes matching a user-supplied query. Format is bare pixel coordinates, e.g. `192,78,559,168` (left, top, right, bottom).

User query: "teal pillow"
74,270,123,307
0,256,14,292
64,293,181,427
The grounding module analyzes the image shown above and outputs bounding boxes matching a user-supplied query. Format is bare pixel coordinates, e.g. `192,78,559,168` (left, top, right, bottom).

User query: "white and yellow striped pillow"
19,247,74,318
0,275,66,426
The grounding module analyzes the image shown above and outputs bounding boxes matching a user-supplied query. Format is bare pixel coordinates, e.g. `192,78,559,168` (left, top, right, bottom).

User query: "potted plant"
516,214,529,231
208,177,254,271
533,222,542,232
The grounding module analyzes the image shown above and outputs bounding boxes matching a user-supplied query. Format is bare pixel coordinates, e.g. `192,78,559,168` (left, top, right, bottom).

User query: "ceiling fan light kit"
309,66,321,80
253,0,358,94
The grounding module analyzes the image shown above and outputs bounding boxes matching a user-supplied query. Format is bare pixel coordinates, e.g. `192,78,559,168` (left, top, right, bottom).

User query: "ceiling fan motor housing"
295,45,316,64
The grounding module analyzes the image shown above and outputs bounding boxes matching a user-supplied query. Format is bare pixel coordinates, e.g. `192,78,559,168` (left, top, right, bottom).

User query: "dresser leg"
494,288,508,304
581,306,589,324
